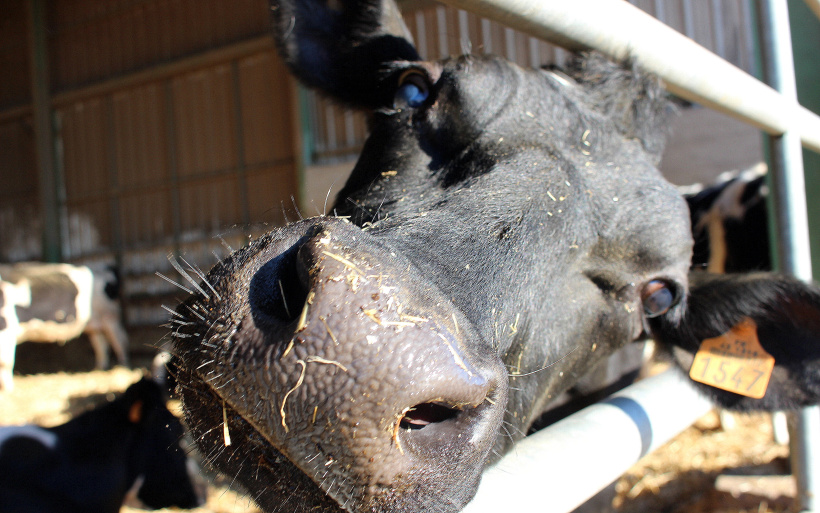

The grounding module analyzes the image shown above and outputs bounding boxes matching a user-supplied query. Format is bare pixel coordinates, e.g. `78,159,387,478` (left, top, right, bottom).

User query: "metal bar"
462,370,714,513
230,61,252,229
433,0,820,154
759,1,814,279
682,0,696,40
293,81,313,213
28,0,63,262
163,81,183,257
437,6,449,57
103,94,127,323
757,1,820,511
710,0,726,59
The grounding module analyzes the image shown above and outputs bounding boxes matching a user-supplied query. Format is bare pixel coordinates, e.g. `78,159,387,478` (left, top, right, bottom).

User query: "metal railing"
463,370,713,512
432,0,820,511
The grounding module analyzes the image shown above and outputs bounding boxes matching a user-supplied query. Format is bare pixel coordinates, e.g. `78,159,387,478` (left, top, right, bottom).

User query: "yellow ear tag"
689,318,775,399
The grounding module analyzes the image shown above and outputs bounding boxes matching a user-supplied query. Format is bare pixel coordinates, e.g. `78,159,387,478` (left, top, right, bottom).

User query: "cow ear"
121,377,163,424
649,272,820,411
269,0,419,109
564,53,674,162
128,400,145,424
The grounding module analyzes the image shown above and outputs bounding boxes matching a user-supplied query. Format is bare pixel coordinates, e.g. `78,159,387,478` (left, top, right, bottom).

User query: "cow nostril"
399,402,460,430
250,245,310,325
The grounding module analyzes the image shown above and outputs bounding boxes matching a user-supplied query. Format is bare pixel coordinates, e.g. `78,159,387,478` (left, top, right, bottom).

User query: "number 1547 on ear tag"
689,318,775,399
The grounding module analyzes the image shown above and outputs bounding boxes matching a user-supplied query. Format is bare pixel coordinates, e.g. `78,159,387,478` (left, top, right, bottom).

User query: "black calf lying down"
0,378,202,513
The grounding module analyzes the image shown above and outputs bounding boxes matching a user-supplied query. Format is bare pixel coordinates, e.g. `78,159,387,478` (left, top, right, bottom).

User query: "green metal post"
296,83,314,212
789,0,820,274
28,0,63,262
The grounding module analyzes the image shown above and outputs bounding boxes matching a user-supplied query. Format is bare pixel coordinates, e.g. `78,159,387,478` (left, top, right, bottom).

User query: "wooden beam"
2,36,276,124
52,36,275,108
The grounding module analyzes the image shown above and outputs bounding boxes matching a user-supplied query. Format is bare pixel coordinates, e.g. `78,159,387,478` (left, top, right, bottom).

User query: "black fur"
269,0,419,108
0,378,200,512
651,272,820,410
171,2,820,513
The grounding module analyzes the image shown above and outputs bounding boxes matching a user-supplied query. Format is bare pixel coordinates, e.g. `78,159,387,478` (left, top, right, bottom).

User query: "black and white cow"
0,262,128,390
0,377,202,512
685,164,770,274
168,2,820,513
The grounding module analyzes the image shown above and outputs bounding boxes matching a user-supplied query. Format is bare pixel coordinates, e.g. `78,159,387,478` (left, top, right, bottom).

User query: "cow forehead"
415,55,650,151
361,54,691,261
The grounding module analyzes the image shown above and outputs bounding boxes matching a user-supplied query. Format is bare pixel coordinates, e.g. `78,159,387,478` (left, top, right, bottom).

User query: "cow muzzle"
174,218,506,512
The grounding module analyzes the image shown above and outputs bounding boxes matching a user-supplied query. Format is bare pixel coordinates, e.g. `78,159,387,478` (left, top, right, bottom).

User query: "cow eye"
395,69,430,108
642,280,677,318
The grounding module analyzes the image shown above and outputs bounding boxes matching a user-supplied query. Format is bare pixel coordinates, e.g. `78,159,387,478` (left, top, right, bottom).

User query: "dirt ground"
0,349,799,513
613,409,794,513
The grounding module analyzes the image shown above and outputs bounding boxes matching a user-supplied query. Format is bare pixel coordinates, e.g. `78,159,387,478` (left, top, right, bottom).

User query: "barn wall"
0,0,299,331
0,2,31,108
0,115,40,262
48,0,270,91
0,3,40,263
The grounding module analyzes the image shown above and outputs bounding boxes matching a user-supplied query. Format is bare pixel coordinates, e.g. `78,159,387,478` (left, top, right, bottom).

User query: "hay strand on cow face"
321,251,365,276
281,339,295,359
362,309,416,328
319,316,338,344
393,409,409,455
437,333,473,377
280,360,307,433
279,357,347,433
305,356,348,373
296,302,309,333
222,402,232,447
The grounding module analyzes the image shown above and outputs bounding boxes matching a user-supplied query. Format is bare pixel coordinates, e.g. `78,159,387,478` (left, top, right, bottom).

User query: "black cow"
0,378,202,513
170,2,820,513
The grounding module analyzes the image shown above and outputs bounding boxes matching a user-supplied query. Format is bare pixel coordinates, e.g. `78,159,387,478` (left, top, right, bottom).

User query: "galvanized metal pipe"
434,0,820,154
757,1,820,511
760,0,813,280
462,370,714,513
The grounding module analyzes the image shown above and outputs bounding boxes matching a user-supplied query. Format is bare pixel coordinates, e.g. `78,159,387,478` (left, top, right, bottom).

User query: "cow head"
172,1,820,512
